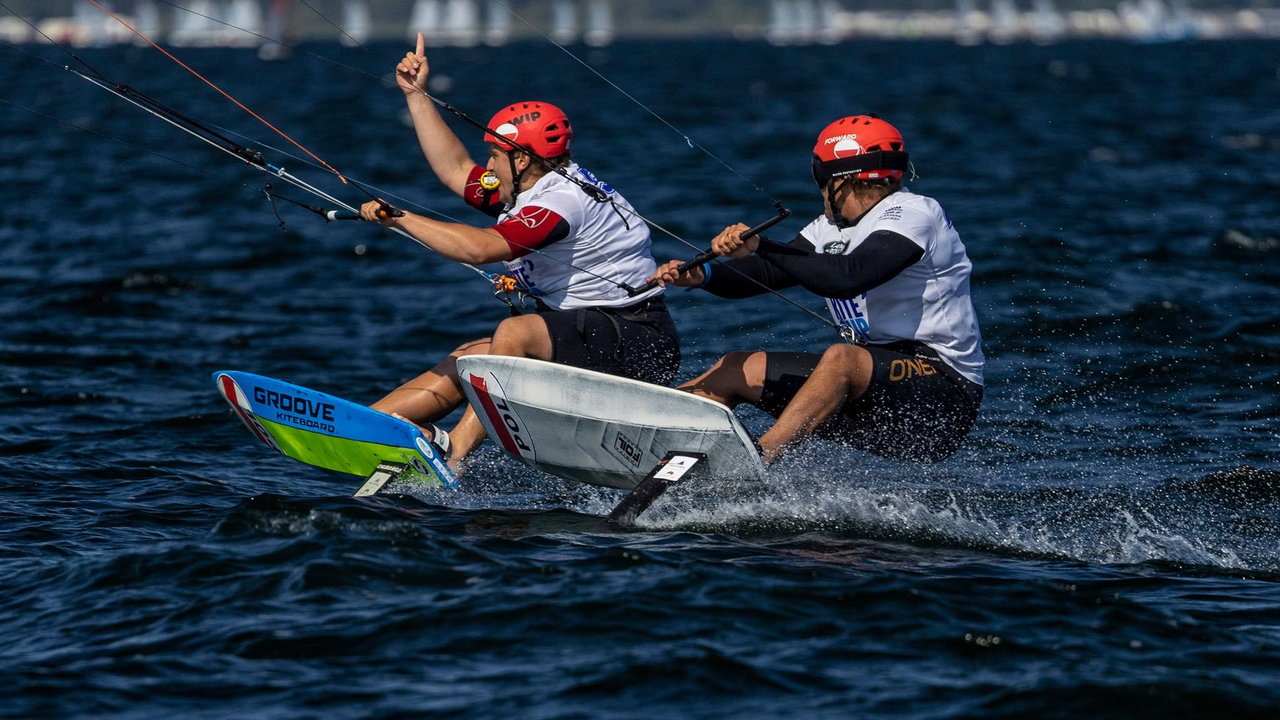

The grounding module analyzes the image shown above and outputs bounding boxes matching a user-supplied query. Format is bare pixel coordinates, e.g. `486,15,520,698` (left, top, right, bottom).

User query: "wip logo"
509,111,542,125
494,111,541,143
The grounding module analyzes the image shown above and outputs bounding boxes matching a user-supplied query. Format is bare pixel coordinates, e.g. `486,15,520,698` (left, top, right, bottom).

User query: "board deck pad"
213,371,456,489
456,356,767,490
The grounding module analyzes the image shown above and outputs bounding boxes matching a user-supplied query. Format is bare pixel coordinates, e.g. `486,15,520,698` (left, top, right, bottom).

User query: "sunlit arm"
404,92,475,198
397,33,474,197
360,202,513,264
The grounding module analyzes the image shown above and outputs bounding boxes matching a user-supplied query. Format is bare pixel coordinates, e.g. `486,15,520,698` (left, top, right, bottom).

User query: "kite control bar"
626,205,790,296
314,204,404,222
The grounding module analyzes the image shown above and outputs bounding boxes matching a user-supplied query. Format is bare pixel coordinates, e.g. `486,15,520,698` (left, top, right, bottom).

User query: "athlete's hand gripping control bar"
627,206,790,296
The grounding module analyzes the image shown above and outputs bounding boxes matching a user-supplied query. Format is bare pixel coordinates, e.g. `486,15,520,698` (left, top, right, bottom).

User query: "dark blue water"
3,32,1280,719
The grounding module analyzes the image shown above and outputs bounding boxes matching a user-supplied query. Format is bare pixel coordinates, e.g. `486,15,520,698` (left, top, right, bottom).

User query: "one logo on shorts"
889,358,937,381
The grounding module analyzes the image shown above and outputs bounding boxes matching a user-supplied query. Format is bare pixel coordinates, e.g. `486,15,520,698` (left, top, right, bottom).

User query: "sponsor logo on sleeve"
509,207,555,229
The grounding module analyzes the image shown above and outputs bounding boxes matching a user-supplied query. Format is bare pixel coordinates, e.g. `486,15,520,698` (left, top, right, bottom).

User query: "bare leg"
444,405,487,474
446,314,553,473
677,350,768,407
371,338,490,425
487,314,553,359
757,344,873,465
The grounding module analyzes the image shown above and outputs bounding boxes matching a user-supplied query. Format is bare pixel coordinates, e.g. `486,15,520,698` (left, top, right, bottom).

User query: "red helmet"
811,115,908,186
486,101,572,158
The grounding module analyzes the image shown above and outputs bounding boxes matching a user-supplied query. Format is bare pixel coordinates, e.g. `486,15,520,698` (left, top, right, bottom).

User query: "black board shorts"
754,342,983,462
538,296,681,386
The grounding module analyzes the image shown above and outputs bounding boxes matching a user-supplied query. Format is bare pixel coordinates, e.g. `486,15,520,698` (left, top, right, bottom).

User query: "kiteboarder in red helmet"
650,114,985,465
360,33,680,475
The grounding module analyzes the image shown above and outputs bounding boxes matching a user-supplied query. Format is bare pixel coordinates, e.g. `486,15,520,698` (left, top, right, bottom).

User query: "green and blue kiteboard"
213,371,457,494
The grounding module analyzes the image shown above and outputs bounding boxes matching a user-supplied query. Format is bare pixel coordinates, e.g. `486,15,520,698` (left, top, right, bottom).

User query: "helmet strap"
826,176,853,224
506,151,526,203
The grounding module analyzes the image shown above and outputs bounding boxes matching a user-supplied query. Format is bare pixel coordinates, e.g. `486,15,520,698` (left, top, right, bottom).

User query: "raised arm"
398,33,476,197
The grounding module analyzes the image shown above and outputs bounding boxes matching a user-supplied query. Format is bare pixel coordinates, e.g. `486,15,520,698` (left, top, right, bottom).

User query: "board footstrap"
607,452,708,526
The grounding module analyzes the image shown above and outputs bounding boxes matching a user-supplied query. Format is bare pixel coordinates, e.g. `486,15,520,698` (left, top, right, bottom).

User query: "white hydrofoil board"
456,356,767,490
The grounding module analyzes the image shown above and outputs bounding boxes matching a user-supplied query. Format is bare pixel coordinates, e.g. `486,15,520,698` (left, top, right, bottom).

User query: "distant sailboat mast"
584,0,614,47
767,0,796,45
1029,0,1066,44
224,0,264,47
551,0,578,45
133,0,161,44
258,0,292,60
485,0,511,46
816,0,842,45
954,0,982,46
767,0,820,45
988,0,1018,44
409,0,442,41
442,0,480,47
170,0,214,46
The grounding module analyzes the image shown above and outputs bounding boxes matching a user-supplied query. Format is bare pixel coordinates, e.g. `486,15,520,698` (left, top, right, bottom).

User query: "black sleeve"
700,232,816,298
756,229,924,298
702,229,924,300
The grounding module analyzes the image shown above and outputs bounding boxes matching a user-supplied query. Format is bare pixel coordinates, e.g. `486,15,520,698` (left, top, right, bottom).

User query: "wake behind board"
456,356,766,491
213,371,457,492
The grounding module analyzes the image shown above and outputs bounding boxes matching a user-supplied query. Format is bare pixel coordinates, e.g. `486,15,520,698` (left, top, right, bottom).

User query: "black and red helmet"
486,101,572,158
811,115,908,186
